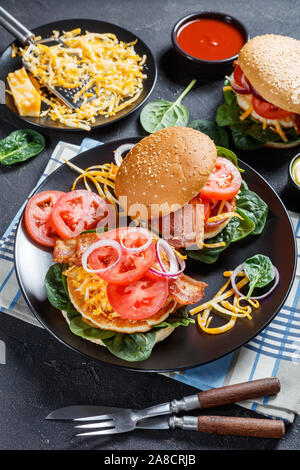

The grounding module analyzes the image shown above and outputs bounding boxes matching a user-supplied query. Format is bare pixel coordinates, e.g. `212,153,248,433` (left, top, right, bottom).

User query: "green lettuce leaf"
44,263,69,310
235,189,268,235
189,120,229,147
153,305,195,329
102,332,157,362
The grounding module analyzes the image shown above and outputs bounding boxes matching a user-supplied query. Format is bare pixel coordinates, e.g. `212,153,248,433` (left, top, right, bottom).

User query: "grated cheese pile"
65,158,121,209
190,270,260,334
65,265,119,320
14,29,147,130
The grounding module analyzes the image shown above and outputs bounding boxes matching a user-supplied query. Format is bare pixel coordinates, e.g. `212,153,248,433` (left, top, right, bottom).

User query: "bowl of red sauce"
172,12,249,78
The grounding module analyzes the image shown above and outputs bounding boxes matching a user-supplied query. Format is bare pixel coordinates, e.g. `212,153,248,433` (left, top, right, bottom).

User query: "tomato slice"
200,157,242,201
107,271,168,320
50,190,112,240
89,227,156,285
252,96,293,119
25,191,64,246
233,65,244,87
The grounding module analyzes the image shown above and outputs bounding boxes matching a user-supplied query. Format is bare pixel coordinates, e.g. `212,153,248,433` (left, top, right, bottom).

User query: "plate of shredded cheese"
0,19,157,131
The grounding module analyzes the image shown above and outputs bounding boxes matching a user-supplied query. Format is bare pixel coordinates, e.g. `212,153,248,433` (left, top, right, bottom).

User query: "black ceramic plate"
14,138,296,372
0,19,156,130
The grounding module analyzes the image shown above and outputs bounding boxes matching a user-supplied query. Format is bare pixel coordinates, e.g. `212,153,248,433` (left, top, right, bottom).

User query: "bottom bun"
61,310,174,348
264,140,300,149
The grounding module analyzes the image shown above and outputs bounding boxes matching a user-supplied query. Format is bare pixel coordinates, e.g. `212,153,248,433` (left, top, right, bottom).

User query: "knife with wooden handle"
72,377,280,423
196,377,281,409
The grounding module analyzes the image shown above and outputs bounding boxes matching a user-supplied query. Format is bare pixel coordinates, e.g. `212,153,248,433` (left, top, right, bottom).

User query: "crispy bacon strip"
169,274,207,305
53,232,99,265
53,232,207,307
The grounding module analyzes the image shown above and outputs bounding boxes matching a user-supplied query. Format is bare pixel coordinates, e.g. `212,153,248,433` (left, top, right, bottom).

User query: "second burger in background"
216,34,300,150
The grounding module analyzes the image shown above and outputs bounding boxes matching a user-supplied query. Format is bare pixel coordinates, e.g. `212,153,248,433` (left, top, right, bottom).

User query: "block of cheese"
7,68,41,117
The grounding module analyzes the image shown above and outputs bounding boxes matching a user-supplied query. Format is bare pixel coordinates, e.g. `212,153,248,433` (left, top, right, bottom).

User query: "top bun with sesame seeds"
238,34,300,114
114,127,217,220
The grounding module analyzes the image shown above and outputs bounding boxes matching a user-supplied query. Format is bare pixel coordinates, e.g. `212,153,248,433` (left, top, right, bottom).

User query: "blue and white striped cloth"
0,139,299,422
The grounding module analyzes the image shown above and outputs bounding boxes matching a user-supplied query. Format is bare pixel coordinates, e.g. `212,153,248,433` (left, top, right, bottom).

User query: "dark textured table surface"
0,0,299,451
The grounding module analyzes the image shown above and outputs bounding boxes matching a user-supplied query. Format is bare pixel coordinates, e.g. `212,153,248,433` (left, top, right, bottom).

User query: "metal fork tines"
74,401,177,437
75,412,135,436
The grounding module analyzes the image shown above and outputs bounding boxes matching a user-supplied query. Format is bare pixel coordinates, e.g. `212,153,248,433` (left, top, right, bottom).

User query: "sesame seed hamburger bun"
238,34,300,114
115,127,217,220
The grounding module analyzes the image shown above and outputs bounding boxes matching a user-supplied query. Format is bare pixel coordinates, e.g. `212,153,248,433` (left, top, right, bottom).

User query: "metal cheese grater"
0,6,96,109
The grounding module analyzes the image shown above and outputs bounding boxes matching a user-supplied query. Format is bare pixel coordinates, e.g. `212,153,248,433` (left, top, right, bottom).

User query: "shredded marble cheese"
190,270,261,335
240,103,253,121
206,211,243,224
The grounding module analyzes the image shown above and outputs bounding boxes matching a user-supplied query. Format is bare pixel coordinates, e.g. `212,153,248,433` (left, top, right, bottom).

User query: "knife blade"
45,405,170,430
46,405,124,421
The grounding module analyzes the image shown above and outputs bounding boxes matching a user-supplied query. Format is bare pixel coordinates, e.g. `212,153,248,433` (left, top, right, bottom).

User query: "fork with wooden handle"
74,377,284,438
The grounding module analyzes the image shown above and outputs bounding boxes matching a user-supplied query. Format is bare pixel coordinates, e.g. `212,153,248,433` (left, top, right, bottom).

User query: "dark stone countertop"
0,0,299,451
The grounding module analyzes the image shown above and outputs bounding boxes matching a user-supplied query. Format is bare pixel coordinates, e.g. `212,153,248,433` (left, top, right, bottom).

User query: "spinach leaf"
216,145,244,173
246,122,300,146
243,254,275,299
102,331,157,362
65,300,80,321
189,120,229,147
140,79,196,133
223,79,236,106
216,100,241,127
240,179,249,191
44,263,69,310
231,123,264,151
0,129,45,166
69,315,115,341
246,122,282,143
236,189,268,235
187,213,255,264
231,207,256,242
154,305,195,329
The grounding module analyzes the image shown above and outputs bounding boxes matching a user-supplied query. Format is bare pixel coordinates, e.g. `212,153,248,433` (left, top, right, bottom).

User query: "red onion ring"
231,82,251,95
150,239,185,278
249,83,266,102
224,201,232,212
114,143,134,167
82,239,122,274
229,70,251,95
241,73,251,92
120,227,153,253
230,263,280,300
204,220,225,230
